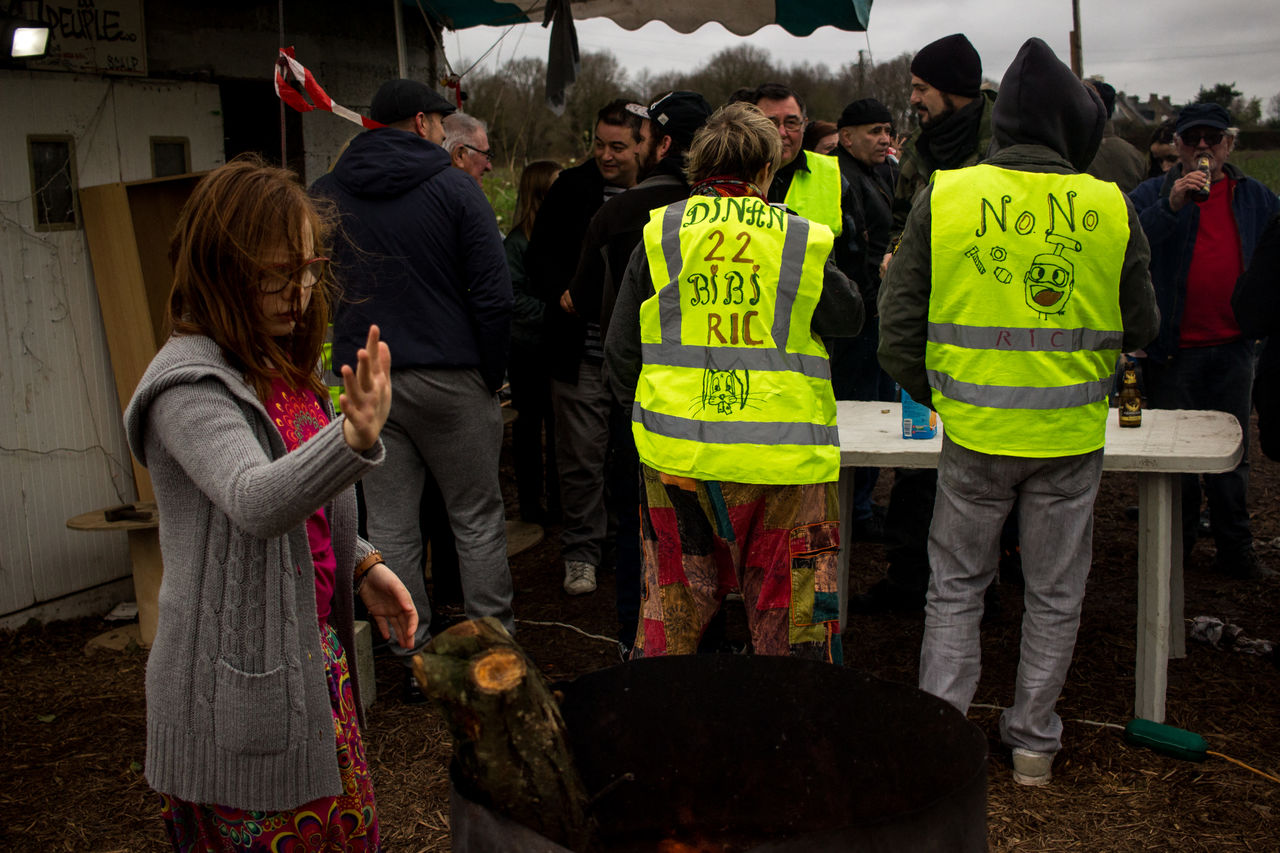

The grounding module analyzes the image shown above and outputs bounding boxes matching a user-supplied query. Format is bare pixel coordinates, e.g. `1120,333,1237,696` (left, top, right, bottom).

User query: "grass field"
482,164,520,234
1233,148,1280,193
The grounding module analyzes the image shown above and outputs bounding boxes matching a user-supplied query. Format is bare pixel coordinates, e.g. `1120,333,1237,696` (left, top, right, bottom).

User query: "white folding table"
834,401,1242,723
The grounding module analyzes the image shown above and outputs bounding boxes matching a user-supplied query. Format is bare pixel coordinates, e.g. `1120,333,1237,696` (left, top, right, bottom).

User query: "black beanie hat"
838,98,893,129
910,33,982,98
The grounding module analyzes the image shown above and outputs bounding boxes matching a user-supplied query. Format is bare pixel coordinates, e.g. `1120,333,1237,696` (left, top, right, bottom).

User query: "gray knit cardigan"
124,334,384,811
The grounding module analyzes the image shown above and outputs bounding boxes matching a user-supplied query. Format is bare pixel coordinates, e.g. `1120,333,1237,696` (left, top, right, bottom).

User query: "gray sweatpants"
919,436,1104,754
361,367,514,663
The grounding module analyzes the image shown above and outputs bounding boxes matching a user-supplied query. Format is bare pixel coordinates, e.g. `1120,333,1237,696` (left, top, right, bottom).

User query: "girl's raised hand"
340,325,392,451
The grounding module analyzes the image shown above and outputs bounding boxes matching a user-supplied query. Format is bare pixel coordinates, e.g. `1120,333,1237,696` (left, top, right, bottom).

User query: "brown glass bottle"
1192,156,1212,202
1119,360,1142,427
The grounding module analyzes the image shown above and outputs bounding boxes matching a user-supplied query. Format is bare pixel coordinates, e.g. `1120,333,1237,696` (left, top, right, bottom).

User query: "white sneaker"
1011,748,1054,786
563,560,597,595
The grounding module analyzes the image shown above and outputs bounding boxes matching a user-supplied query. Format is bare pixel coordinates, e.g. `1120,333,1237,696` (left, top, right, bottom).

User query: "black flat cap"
370,79,456,124
838,98,893,129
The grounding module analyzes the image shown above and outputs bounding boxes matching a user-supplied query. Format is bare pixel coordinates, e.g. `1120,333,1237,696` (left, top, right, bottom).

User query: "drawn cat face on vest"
700,369,750,416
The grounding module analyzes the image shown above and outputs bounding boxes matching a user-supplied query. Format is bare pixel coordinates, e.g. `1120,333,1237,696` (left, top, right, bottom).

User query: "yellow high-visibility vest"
927,164,1128,457
633,194,840,484
784,151,843,238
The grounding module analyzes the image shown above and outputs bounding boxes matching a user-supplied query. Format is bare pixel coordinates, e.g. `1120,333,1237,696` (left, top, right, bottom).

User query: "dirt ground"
3,419,1279,851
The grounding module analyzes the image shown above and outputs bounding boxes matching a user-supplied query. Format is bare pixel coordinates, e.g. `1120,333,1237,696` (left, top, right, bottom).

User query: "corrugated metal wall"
0,72,222,619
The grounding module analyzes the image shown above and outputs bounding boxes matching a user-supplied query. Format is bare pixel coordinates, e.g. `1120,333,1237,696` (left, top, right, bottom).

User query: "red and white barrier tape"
275,47,385,129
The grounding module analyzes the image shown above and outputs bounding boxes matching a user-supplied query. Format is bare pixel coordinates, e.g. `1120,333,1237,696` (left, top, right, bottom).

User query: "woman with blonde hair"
605,104,862,661
124,154,415,851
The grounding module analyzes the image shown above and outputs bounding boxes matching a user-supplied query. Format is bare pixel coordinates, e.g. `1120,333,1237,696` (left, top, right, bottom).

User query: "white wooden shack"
0,0,436,628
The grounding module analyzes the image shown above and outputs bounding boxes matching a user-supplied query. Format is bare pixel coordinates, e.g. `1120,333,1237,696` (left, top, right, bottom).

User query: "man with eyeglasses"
311,78,516,702
1131,103,1280,580
443,112,494,184
525,99,655,598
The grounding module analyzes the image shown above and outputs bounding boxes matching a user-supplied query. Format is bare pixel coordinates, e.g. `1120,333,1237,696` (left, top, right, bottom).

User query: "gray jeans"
552,362,612,566
919,436,1104,754
361,367,514,663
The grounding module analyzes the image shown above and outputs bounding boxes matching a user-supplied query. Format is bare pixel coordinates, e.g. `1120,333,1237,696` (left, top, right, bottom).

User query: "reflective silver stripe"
928,322,1123,352
640,342,831,379
634,402,839,447
657,201,689,342
927,369,1112,410
771,216,811,345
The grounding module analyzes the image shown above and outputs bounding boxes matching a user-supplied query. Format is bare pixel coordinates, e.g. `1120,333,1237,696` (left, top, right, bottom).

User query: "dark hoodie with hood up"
311,128,512,390
877,37,1159,405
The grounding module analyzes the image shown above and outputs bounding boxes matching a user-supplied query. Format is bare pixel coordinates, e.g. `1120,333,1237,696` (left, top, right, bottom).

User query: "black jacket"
311,128,511,390
568,157,690,337
524,159,611,383
1233,212,1280,460
834,146,897,311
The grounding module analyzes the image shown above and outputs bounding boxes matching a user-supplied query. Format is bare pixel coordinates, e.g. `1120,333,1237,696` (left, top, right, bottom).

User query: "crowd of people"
123,29,1279,849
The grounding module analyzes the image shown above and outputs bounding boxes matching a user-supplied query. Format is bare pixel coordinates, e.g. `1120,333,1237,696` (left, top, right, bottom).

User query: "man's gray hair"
442,113,487,154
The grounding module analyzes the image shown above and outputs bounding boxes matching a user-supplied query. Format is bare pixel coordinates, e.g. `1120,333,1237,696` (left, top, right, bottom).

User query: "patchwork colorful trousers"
632,464,842,663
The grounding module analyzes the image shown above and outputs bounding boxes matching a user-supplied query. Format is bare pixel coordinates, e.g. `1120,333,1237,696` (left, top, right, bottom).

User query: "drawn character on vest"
1024,230,1081,319
699,368,750,415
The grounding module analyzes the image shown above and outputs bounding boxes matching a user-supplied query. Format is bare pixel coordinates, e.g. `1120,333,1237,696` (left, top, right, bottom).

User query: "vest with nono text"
927,164,1127,457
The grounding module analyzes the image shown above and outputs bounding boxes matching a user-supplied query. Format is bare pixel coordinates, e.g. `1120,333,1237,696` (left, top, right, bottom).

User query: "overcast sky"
443,1,1278,111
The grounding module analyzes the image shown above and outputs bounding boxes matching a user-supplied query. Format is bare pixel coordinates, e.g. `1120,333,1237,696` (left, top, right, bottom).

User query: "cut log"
413,617,595,850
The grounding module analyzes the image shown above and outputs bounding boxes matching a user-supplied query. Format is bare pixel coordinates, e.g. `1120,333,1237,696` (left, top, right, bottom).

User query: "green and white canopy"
415,0,873,36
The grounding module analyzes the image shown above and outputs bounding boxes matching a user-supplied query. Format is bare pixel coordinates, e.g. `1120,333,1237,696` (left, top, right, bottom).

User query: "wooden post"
1070,0,1083,77
413,618,595,849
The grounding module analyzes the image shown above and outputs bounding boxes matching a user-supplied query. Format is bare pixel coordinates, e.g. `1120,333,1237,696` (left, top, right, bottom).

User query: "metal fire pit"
451,655,988,852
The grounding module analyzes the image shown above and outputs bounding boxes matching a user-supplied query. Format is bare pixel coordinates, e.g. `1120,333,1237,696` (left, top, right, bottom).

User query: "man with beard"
566,91,713,656
858,33,998,615
890,34,996,246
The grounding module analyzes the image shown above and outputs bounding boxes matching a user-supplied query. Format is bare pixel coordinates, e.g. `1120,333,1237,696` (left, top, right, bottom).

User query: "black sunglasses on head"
1180,129,1224,147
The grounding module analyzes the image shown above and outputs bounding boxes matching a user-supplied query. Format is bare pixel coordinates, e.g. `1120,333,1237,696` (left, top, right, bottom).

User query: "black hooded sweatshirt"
311,127,512,390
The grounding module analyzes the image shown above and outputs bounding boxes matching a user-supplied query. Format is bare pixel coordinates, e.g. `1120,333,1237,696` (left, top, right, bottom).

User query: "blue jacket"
311,128,512,390
1129,162,1279,362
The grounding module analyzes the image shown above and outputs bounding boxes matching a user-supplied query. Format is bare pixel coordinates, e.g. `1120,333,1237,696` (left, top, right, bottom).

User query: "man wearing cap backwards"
525,99,654,598
311,79,515,702
1131,103,1280,580
878,38,1158,786
566,90,713,658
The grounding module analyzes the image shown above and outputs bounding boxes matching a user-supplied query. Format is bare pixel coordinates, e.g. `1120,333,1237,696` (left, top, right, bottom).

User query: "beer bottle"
1119,359,1142,428
1192,156,1212,202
